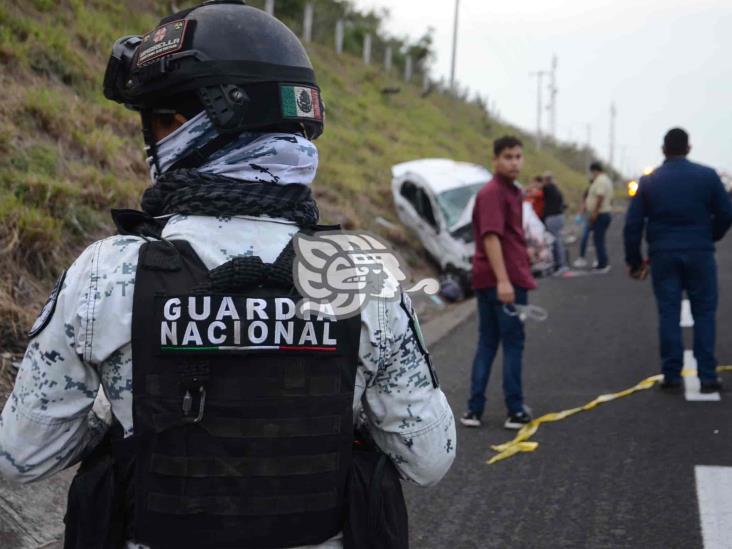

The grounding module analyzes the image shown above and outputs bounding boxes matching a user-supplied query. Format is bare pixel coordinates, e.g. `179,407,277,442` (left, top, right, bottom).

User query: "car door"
394,180,423,229
414,186,444,264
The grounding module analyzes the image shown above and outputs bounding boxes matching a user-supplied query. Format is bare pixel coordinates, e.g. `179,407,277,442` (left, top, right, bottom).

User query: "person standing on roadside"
624,128,732,392
461,136,537,430
542,171,568,273
526,175,545,221
572,180,593,268
585,161,614,273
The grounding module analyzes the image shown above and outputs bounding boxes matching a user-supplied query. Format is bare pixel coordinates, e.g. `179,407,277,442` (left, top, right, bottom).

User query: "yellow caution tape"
487,365,732,465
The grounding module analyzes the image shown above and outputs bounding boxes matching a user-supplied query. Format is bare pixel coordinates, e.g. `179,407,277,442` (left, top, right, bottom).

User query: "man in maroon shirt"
461,136,538,430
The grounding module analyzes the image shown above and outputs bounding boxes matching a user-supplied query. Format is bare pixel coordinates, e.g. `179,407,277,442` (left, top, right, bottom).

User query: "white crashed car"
392,159,487,287
391,159,555,289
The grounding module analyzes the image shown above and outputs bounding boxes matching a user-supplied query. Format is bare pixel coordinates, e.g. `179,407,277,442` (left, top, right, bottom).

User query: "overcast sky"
354,0,731,176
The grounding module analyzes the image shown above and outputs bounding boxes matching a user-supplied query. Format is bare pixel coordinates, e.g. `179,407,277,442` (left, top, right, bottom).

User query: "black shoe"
504,410,532,430
659,378,683,391
700,378,723,394
460,412,481,428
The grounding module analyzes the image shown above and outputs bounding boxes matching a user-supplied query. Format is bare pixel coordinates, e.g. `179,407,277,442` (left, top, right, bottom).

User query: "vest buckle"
182,384,206,424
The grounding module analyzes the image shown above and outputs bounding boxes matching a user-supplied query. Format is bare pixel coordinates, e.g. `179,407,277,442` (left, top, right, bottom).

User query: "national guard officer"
0,2,455,547
624,128,732,392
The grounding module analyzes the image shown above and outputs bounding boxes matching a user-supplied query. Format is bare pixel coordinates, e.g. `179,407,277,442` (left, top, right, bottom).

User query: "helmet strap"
141,111,163,180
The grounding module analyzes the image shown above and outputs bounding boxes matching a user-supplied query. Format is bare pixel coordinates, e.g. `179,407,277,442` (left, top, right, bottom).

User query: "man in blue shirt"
624,128,732,392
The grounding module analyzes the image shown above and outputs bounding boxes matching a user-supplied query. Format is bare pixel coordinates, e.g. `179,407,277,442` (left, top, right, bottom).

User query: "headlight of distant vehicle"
627,180,639,197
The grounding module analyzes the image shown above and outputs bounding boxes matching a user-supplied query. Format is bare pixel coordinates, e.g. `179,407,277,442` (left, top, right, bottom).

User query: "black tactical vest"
124,236,361,549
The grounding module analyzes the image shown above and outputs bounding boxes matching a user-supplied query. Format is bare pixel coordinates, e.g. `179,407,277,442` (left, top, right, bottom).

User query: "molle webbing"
152,414,343,438
128,238,360,549
149,453,339,478
146,490,338,516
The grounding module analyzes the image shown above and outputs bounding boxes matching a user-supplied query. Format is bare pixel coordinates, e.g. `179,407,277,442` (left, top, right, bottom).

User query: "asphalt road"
405,219,732,549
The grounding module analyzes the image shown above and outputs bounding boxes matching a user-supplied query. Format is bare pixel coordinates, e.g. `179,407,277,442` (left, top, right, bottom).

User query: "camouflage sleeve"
359,293,456,487
0,239,122,483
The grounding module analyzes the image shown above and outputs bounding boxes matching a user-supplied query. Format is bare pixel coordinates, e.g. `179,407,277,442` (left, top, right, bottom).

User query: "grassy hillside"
0,0,590,382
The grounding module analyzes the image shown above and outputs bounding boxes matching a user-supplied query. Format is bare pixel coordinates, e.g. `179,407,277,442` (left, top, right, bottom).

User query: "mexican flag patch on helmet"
280,85,323,121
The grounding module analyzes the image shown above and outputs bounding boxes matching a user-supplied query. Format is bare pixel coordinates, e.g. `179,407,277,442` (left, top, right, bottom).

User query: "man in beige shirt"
584,161,614,272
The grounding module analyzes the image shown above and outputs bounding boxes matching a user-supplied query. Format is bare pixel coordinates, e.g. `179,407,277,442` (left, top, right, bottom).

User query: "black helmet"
104,1,324,171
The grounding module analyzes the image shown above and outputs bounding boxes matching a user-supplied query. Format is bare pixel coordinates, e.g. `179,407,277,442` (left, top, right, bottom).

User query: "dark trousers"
468,287,527,416
592,213,612,268
650,251,718,382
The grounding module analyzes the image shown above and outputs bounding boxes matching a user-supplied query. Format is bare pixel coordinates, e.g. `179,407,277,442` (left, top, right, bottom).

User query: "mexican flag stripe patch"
281,85,323,121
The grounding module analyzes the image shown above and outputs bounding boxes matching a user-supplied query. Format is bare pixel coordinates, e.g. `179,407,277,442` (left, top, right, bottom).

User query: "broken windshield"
436,183,485,229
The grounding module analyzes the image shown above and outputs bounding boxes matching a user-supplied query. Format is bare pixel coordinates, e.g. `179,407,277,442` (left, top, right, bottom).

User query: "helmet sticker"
136,19,189,67
280,85,323,121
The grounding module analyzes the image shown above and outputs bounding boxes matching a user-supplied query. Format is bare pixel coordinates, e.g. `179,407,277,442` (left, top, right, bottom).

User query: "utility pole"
530,70,548,149
585,123,593,173
265,0,274,16
548,55,558,139
609,101,617,168
450,0,460,90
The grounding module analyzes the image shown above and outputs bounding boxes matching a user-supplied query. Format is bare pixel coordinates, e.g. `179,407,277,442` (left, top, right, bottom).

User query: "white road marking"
684,350,721,402
681,299,695,327
695,466,732,549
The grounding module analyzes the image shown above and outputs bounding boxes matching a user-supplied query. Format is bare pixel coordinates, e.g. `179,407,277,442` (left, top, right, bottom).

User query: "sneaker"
572,257,588,268
460,412,481,428
504,410,532,430
659,378,683,392
700,378,723,394
552,266,570,277
591,265,612,274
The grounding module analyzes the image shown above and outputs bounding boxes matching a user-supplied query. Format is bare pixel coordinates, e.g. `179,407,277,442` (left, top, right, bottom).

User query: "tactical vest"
122,235,361,549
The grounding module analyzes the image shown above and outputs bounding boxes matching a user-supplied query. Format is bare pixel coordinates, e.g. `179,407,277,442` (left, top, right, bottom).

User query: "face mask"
147,111,319,186
147,111,216,184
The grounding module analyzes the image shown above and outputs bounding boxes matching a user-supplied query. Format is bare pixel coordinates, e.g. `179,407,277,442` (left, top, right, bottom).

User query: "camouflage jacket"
0,214,456,548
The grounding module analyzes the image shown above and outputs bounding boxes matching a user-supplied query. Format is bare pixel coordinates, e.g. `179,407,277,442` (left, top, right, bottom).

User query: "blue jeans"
545,214,567,269
579,219,591,258
578,213,612,267
650,251,718,382
468,287,527,416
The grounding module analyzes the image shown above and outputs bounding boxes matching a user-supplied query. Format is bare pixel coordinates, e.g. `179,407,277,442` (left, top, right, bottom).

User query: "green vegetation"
0,0,594,367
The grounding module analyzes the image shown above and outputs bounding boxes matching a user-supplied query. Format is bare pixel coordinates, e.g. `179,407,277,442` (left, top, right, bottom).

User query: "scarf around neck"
141,169,320,226
142,111,321,225
149,111,319,185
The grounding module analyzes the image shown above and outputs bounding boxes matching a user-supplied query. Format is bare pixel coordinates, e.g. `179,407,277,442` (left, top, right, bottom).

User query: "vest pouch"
63,432,127,549
343,441,409,549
